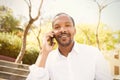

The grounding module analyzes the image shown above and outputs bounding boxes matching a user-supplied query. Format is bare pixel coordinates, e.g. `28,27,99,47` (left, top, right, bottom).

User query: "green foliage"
0,6,20,32
0,32,39,65
23,45,39,64
75,24,118,50
0,32,21,57
75,24,96,46
114,30,120,43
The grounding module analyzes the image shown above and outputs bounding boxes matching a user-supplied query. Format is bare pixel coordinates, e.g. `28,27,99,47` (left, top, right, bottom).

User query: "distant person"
26,13,113,80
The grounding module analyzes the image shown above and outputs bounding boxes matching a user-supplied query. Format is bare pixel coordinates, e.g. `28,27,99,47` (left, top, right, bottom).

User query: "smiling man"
26,13,113,80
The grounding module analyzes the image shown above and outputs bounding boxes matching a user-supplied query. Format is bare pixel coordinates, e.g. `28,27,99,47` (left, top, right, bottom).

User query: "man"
26,13,113,80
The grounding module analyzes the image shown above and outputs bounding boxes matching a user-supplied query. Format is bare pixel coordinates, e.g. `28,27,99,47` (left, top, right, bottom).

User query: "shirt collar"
56,41,80,57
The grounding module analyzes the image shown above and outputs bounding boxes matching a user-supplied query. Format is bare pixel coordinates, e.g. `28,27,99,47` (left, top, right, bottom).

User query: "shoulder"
75,42,102,56
75,42,99,52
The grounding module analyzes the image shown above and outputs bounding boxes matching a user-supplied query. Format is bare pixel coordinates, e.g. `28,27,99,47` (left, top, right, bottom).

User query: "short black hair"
52,13,75,27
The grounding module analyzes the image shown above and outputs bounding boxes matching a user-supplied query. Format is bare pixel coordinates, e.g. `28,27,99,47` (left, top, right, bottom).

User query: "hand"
35,31,55,67
42,31,55,54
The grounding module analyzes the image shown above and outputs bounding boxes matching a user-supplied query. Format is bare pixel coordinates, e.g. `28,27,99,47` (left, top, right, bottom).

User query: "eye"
65,22,73,27
65,23,71,27
66,24,70,27
54,25,60,30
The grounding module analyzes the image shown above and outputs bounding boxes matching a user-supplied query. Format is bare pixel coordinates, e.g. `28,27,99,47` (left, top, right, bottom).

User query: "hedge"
0,32,39,65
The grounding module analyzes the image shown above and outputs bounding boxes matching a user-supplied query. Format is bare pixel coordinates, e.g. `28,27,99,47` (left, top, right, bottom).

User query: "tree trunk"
96,9,101,50
15,20,34,63
15,0,44,63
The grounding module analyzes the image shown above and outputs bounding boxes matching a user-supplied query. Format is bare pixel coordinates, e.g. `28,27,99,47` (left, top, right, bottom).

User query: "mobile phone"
49,36,55,46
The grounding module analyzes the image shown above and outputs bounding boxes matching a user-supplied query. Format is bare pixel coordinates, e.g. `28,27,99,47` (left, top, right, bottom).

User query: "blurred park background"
0,0,120,79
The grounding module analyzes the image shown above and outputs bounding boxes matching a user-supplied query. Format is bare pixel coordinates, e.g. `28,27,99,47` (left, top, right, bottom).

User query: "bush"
0,32,39,65
23,44,39,64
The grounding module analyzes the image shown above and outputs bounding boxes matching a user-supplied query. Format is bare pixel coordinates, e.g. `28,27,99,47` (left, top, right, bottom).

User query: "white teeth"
61,35,67,38
59,34,69,38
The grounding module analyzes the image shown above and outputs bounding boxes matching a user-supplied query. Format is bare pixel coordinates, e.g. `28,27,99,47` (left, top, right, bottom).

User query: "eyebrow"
53,22,72,26
65,22,72,24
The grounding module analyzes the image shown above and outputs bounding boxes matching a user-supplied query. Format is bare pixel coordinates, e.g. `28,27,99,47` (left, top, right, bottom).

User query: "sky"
0,0,120,30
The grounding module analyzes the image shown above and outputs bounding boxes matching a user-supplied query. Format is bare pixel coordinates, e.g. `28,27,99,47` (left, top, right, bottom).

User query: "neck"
58,41,74,57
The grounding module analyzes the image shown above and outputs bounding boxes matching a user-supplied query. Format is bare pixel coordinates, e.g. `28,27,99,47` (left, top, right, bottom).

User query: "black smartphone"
49,36,55,46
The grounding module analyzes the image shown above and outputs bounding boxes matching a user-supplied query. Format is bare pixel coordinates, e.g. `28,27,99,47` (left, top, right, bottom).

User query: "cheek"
53,30,59,34
53,30,60,37
70,28,75,33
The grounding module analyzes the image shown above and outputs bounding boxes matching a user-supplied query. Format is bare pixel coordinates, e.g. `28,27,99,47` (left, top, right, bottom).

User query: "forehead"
53,14,73,25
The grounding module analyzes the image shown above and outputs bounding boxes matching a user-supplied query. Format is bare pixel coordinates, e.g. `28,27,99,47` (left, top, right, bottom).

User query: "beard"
55,33,73,47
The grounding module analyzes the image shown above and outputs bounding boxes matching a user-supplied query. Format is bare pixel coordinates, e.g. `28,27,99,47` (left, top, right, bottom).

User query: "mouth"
59,33,70,38
56,33,72,47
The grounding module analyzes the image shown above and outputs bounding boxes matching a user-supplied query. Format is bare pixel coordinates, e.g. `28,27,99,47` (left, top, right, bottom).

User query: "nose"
60,27,66,33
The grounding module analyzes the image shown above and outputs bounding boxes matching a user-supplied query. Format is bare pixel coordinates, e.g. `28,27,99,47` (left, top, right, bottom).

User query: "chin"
59,41,72,47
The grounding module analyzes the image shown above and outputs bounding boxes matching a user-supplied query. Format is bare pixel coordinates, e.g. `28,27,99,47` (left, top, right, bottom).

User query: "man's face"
52,14,76,47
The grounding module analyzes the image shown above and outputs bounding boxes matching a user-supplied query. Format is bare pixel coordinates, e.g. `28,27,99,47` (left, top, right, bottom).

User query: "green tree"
0,6,20,32
93,0,120,50
15,0,44,63
75,24,117,51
